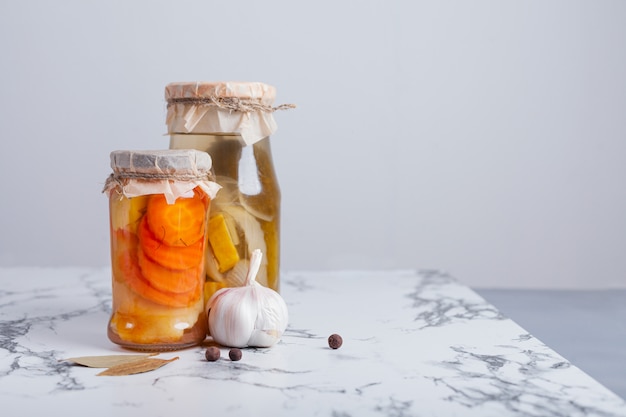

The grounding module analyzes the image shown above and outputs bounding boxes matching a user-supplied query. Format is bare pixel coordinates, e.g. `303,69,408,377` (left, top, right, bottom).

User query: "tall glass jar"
165,81,292,301
103,149,220,351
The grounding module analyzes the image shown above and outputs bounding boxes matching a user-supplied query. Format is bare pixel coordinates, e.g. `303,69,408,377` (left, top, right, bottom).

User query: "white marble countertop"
1,267,625,417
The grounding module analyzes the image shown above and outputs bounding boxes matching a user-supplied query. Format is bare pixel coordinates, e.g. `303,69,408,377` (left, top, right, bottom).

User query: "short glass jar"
165,81,292,301
103,149,220,351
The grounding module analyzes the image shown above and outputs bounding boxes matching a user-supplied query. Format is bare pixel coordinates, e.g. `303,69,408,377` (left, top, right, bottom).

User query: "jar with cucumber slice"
165,81,294,302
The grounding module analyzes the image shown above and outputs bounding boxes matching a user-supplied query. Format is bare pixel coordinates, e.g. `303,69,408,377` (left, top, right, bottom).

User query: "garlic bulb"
206,249,288,348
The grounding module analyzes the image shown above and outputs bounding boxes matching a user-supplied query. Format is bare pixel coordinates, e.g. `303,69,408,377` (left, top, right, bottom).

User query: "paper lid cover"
104,149,220,203
165,81,293,146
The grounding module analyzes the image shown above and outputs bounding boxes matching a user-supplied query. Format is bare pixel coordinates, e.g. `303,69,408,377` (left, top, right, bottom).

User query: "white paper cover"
165,81,280,146
104,149,221,204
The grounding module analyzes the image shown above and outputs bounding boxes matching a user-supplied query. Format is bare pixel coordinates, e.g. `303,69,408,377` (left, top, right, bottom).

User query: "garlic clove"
207,287,256,348
249,295,288,347
223,259,249,287
248,329,281,348
222,206,268,284
250,285,288,347
206,249,288,348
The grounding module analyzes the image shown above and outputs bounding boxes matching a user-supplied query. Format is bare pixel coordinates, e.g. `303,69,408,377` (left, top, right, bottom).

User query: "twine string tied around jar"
166,96,296,113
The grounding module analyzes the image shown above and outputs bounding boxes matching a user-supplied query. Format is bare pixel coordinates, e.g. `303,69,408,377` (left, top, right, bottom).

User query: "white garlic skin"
207,281,288,348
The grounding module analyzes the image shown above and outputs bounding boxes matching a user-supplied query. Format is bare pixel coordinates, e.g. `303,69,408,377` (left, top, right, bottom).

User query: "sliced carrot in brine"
137,216,204,270
112,235,201,308
146,193,206,247
121,255,202,308
137,247,202,294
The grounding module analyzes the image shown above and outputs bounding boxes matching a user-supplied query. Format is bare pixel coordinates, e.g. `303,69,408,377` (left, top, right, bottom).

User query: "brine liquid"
169,134,281,300
107,189,209,350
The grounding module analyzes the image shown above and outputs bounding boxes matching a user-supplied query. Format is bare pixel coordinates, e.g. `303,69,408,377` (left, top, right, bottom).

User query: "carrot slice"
137,247,202,294
137,216,204,270
146,193,207,247
111,228,140,284
122,254,201,307
112,229,201,307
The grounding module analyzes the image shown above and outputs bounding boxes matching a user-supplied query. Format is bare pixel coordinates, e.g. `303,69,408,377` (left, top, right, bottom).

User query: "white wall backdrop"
1,0,625,289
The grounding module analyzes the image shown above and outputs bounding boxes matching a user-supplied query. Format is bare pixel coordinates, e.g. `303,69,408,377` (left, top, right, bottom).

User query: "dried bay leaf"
64,353,158,368
97,356,179,376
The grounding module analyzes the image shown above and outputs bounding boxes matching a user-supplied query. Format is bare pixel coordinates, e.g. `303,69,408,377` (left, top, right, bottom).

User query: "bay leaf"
97,356,179,376
64,353,158,368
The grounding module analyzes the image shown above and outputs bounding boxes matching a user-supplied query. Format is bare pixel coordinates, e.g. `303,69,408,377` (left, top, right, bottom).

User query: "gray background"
1,0,626,289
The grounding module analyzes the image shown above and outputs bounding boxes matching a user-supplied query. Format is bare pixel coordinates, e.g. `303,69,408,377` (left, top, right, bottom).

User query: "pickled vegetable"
137,216,204,270
170,134,281,292
208,213,240,272
108,188,209,348
146,192,207,246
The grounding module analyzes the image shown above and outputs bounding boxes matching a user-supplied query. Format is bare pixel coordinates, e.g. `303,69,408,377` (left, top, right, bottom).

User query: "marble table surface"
1,267,625,417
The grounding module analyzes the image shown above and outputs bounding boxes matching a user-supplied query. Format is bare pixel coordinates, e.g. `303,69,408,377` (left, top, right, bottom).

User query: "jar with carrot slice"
103,149,220,351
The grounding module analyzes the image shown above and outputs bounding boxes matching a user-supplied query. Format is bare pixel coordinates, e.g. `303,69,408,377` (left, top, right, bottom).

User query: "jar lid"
110,149,213,178
165,81,276,106
164,81,294,146
104,149,221,203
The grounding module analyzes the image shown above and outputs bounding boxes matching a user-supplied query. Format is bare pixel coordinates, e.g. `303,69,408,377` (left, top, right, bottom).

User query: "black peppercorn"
205,346,221,362
328,333,343,349
229,348,243,361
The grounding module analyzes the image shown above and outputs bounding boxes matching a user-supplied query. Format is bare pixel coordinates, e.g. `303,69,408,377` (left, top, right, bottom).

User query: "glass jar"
103,149,220,351
165,81,292,301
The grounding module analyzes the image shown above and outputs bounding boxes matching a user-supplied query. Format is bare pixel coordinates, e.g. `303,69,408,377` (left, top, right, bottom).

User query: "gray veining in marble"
477,288,626,401
0,267,625,417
